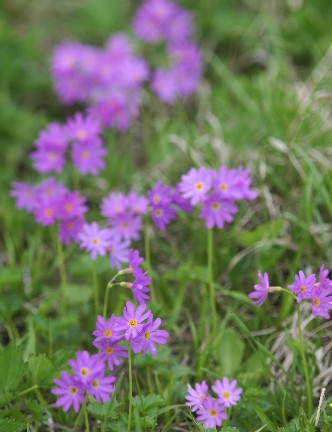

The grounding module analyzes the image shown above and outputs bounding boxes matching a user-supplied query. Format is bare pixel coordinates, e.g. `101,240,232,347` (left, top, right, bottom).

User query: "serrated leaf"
0,392,15,406
218,328,244,375
28,354,53,387
132,394,164,414
87,400,120,420
0,418,25,432
277,427,301,432
25,399,43,422
0,343,25,391
222,428,240,432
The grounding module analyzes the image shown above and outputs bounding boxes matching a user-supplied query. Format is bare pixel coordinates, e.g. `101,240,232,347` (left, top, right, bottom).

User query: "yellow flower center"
65,203,73,212
80,367,89,377
77,130,87,140
209,409,217,417
300,285,306,293
105,347,114,355
67,222,74,230
44,208,53,217
313,297,320,307
195,182,204,191
220,183,228,191
45,188,53,196
69,386,77,395
82,150,90,159
155,209,163,217
103,329,112,337
199,394,205,400
48,152,57,161
122,222,129,229
223,391,231,399
128,319,137,328
153,196,160,204
92,379,99,388
144,331,151,339
212,202,220,211
92,238,99,245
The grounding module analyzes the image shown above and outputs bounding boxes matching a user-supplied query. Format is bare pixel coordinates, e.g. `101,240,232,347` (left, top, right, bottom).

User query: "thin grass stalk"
144,213,155,302
127,346,133,432
92,260,99,315
207,228,217,333
55,226,67,314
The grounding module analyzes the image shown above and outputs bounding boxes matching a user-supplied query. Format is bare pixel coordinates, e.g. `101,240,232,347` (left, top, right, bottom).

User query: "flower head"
92,315,122,345
248,271,271,307
51,371,84,413
78,222,111,260
288,270,316,303
59,217,85,246
212,377,242,408
185,380,209,412
199,193,237,229
196,397,227,430
130,317,169,355
94,339,128,371
310,285,332,320
86,367,116,403
114,301,152,340
68,351,104,386
178,167,213,205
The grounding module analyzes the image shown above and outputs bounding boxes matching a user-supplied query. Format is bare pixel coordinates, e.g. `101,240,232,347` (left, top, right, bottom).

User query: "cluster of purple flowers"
133,0,201,103
148,181,192,230
51,350,116,412
51,33,148,132
178,166,257,229
10,177,87,244
248,266,332,319
185,378,242,430
30,114,106,176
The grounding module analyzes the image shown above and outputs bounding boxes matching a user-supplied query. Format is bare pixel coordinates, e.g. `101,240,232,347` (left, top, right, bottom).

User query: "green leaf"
235,219,284,247
132,394,164,415
0,418,25,432
28,354,53,387
0,392,15,406
218,328,244,375
87,400,120,420
0,343,25,392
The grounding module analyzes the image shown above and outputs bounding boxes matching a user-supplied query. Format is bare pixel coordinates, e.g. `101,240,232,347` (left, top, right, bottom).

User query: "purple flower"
92,315,122,345
128,249,144,276
148,181,172,207
59,217,85,246
51,371,84,413
34,122,69,151
110,213,143,242
114,301,152,340
33,198,59,226
78,222,111,260
248,271,271,307
310,285,332,320
178,167,213,205
37,177,67,200
101,192,128,220
199,193,237,229
288,270,316,303
68,351,103,386
127,192,149,215
131,317,169,356
65,112,101,143
108,235,130,270
94,339,128,371
171,185,192,213
71,140,107,176
31,145,66,174
185,381,209,412
317,265,332,290
86,369,116,403
151,204,176,230
57,191,88,220
212,377,243,408
10,182,38,213
196,397,227,429
151,68,178,103
131,271,151,305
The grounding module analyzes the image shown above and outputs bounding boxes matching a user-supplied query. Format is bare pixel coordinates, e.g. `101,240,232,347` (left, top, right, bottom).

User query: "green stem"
83,403,90,432
35,387,53,415
92,261,99,315
73,405,84,430
127,346,133,432
103,283,111,319
296,304,313,416
207,228,217,333
144,213,155,302
18,384,37,397
55,226,67,314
